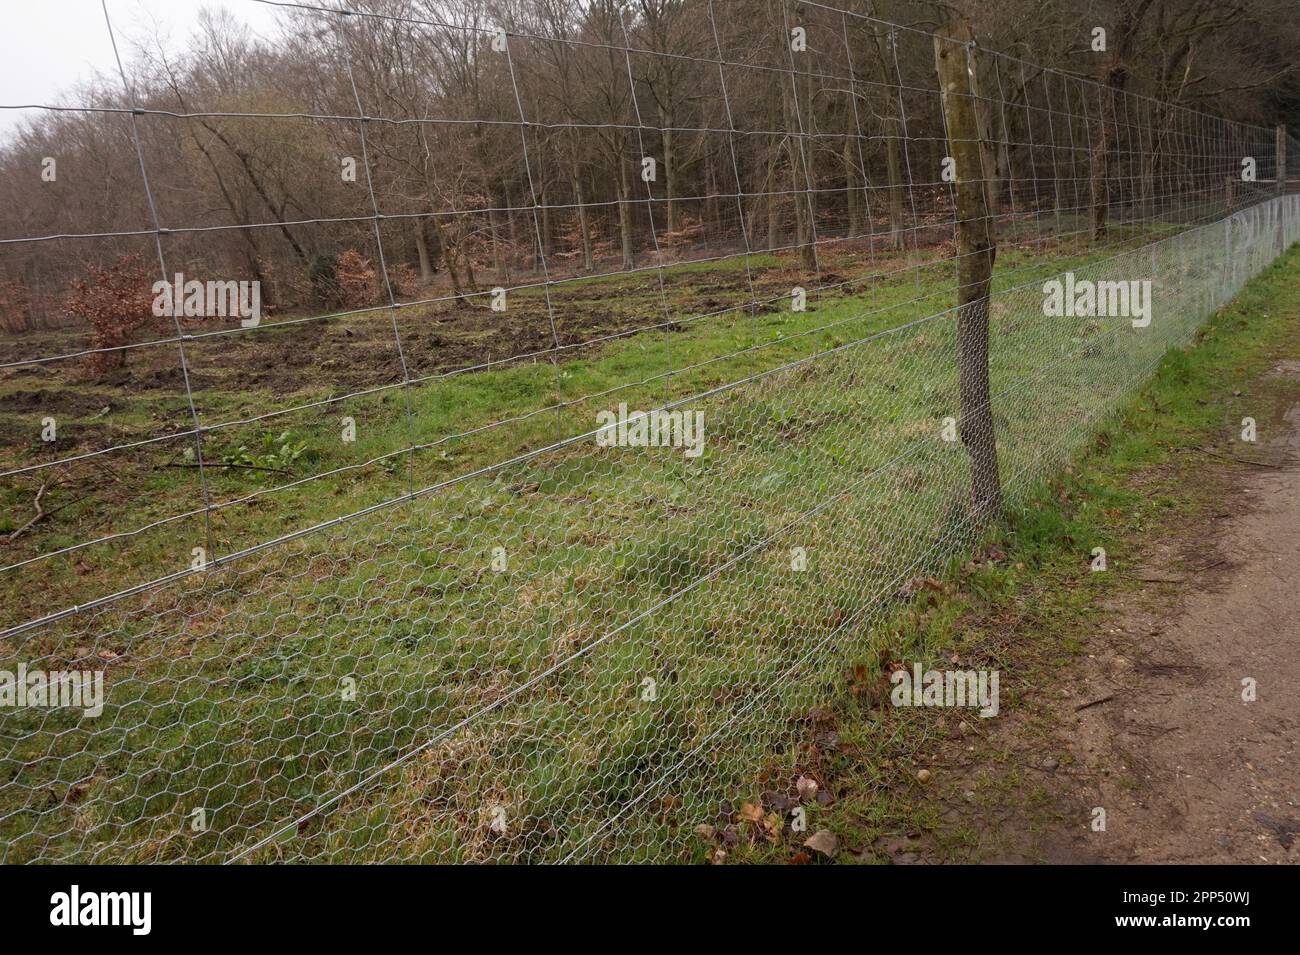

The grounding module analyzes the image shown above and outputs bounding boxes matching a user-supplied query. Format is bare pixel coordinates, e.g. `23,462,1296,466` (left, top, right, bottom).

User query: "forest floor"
730,244,1300,865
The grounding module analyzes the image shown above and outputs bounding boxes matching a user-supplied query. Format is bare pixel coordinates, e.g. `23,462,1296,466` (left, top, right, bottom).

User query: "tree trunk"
504,181,521,275
428,213,466,304
539,164,554,259
414,219,434,282
800,66,819,270
618,149,636,271
885,126,905,251
996,62,1021,213
870,31,906,252
935,15,1002,521
767,89,783,250
971,61,1001,218
783,71,816,271
844,132,860,237
1090,83,1118,241
660,101,680,234
704,160,720,248
572,158,594,272
488,196,507,284
243,245,274,310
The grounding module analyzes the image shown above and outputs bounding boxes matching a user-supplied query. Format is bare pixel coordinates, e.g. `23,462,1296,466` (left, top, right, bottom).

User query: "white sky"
0,0,291,140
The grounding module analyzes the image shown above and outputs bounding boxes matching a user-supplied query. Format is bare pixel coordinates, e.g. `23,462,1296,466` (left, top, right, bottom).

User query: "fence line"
0,0,1296,862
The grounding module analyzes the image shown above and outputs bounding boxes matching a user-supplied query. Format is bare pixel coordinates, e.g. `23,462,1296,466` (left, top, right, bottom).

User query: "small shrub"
63,255,156,375
307,250,378,311
334,249,378,310
0,278,33,333
386,262,420,298
308,253,339,308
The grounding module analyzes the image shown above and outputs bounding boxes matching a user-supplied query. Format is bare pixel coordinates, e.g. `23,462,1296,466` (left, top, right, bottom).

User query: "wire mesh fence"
1,0,1297,863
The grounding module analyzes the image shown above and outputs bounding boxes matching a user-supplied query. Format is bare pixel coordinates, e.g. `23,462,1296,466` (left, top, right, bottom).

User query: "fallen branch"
1184,446,1284,469
159,462,291,476
5,477,49,542
1074,694,1115,712
7,485,91,542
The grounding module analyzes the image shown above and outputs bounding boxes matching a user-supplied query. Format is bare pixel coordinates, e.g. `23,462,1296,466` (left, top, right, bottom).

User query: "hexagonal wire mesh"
1,0,1297,862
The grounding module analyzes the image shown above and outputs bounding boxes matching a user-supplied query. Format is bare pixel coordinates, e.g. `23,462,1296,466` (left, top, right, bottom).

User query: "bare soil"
1069,379,1300,863
0,254,849,406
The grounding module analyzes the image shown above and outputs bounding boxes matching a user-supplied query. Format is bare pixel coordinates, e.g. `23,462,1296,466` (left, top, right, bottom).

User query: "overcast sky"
0,0,290,140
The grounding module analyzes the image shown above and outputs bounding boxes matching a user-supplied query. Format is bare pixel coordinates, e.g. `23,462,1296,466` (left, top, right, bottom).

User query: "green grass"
1,226,1165,627
723,240,1300,864
0,210,1291,863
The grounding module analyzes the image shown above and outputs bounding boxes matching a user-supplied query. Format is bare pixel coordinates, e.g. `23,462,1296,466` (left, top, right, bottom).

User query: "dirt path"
984,363,1300,864
1067,389,1300,863
858,360,1300,867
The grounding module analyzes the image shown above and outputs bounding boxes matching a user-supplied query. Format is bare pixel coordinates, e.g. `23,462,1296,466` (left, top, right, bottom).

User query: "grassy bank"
0,225,1165,628
0,211,1282,863
718,242,1300,864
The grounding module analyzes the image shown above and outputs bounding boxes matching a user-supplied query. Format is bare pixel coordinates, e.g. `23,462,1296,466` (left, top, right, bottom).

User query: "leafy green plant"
182,430,312,478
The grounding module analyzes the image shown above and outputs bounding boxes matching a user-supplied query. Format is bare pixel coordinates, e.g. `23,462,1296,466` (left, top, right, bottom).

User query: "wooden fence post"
934,11,1002,521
